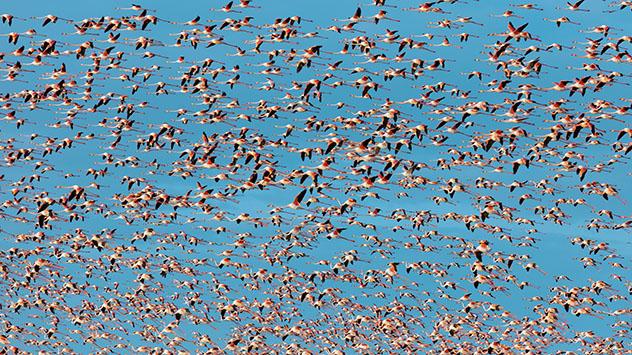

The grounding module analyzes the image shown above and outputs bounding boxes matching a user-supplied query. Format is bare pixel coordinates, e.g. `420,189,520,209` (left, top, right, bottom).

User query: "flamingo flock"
0,0,631,353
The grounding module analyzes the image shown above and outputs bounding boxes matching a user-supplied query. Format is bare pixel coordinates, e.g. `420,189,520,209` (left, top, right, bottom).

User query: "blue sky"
0,0,630,352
